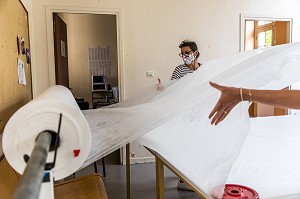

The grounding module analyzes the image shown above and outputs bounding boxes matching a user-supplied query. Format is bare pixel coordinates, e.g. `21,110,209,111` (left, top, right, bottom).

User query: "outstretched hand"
209,82,241,125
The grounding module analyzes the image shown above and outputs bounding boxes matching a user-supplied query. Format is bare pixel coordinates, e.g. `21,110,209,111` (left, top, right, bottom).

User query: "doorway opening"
53,13,119,109
240,15,292,117
45,6,123,104
46,6,123,165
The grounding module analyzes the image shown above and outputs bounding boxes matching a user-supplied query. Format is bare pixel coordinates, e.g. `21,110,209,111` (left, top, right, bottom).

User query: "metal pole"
13,131,52,199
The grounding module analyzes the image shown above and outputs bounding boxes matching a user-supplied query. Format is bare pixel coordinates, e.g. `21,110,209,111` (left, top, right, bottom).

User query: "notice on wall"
18,58,26,85
88,46,111,76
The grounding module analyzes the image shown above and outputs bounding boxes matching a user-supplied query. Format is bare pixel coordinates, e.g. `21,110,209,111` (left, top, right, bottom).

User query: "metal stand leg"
93,162,98,173
102,158,106,177
94,158,106,177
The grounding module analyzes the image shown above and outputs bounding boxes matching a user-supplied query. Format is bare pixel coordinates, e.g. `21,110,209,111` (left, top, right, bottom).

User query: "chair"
54,173,108,199
0,157,20,199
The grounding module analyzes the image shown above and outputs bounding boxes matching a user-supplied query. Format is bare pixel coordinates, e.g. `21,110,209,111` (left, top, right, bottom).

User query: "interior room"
1,0,300,199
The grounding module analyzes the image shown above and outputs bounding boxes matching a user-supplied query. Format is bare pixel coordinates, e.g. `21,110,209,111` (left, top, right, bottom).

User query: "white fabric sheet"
227,115,300,199
83,43,300,198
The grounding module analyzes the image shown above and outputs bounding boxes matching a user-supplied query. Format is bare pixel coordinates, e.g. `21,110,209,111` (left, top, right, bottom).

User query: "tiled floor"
74,160,202,199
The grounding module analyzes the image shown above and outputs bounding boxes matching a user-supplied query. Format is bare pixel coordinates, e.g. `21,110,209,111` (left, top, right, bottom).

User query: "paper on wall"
17,58,26,85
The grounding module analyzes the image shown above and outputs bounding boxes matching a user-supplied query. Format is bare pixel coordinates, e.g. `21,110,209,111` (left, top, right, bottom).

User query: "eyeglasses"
179,50,193,57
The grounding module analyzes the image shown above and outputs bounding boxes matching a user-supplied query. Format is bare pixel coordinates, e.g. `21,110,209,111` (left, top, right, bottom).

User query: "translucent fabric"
83,43,300,198
227,115,300,199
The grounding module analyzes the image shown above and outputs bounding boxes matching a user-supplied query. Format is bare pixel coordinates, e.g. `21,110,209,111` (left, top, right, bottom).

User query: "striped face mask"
182,53,195,65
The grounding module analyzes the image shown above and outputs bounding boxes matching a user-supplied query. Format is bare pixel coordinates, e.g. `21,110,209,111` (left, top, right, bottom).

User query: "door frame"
45,5,124,101
240,14,293,117
239,13,293,52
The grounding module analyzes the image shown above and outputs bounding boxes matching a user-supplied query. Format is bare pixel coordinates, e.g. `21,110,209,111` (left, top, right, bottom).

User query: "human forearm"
209,82,300,125
241,89,300,110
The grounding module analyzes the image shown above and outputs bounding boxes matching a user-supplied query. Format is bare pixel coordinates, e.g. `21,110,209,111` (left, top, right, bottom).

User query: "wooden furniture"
0,157,21,199
0,157,108,199
91,75,116,108
0,0,32,140
54,173,108,199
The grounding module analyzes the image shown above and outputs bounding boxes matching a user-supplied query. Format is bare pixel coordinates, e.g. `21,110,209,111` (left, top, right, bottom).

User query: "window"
255,21,275,49
242,16,292,117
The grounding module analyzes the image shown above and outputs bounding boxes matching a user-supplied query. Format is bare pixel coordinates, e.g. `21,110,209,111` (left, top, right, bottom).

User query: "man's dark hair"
179,40,199,58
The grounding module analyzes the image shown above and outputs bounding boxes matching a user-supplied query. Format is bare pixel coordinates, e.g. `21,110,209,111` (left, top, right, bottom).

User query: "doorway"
54,12,121,164
240,15,292,117
45,6,124,103
46,6,123,164
53,13,119,109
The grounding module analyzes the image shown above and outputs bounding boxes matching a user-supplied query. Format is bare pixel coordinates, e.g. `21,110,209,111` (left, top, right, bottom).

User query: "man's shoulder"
174,64,187,70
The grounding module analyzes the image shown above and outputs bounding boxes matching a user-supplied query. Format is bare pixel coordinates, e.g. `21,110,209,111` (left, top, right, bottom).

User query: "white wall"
25,0,300,98
58,13,118,106
21,0,300,163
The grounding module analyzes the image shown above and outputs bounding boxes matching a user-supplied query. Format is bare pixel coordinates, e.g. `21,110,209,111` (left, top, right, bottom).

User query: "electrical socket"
146,71,154,77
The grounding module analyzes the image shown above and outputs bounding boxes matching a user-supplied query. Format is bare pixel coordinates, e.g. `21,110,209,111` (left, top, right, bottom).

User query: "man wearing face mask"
171,39,201,80
157,40,201,90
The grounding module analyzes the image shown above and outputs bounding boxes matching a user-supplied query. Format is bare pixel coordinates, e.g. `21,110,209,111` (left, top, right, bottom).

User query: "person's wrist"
241,89,252,102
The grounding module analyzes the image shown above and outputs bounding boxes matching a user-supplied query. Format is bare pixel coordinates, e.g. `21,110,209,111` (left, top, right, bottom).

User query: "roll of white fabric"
2,85,91,180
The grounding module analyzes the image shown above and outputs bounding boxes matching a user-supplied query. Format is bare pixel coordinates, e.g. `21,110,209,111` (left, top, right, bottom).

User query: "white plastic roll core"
2,85,91,180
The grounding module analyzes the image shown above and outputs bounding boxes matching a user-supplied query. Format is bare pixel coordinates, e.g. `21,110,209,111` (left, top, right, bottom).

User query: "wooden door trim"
45,6,125,101
53,13,69,88
240,14,293,52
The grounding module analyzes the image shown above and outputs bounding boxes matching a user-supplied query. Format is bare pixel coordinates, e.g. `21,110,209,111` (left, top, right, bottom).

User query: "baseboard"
129,156,155,164
120,145,155,165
